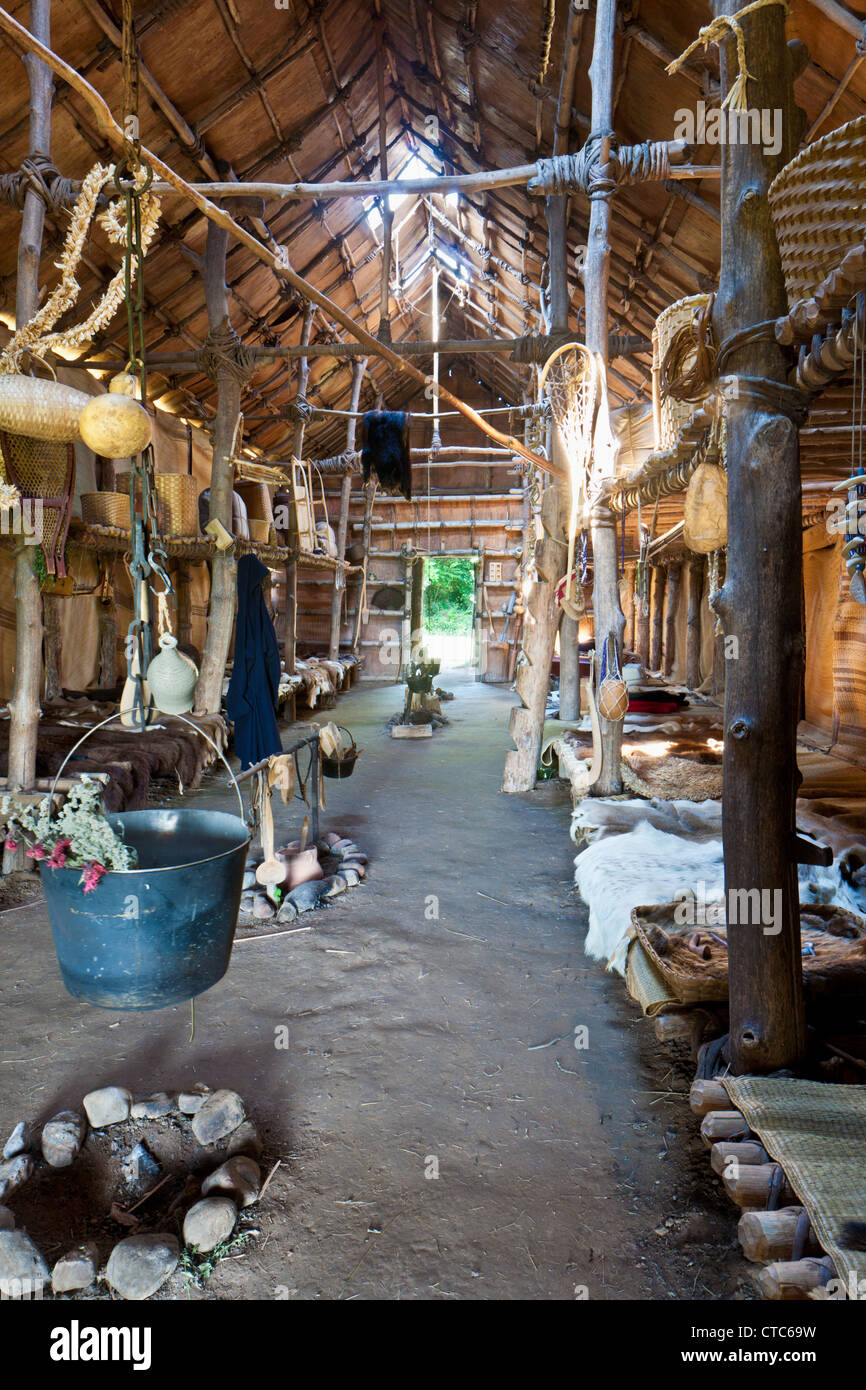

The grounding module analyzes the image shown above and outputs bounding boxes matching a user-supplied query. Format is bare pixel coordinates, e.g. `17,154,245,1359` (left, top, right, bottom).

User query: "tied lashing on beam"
200,318,256,386
0,153,77,211
528,135,675,197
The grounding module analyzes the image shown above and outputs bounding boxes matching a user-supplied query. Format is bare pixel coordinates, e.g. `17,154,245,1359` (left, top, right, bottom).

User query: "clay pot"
146,635,198,715
288,847,322,888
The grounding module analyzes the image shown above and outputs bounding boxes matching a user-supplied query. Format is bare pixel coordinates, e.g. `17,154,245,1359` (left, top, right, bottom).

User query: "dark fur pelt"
0,717,217,812
361,411,412,500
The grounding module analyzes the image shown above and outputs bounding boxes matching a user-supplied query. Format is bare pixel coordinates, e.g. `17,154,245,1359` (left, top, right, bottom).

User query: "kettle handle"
48,710,245,821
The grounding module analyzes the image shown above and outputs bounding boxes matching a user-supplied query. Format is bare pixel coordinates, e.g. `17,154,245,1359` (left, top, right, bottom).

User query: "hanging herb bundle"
1,776,136,893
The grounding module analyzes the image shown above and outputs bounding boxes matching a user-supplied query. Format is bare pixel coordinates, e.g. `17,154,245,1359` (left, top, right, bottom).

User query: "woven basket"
0,374,89,443
155,472,198,537
235,479,274,527
81,490,132,532
1,431,75,576
248,517,271,545
769,114,866,308
652,295,711,448
632,901,866,1005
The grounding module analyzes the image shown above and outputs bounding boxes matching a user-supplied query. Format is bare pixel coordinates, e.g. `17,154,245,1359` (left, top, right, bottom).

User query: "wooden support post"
7,0,52,797
97,564,117,691
42,595,61,702
410,554,424,661
352,478,376,654
663,559,681,677
175,563,192,649
713,0,807,1073
649,563,666,672
284,303,315,672
634,578,650,668
195,220,251,712
328,358,366,660
686,556,704,689
559,611,580,721
622,562,636,653
587,0,625,794
502,475,566,791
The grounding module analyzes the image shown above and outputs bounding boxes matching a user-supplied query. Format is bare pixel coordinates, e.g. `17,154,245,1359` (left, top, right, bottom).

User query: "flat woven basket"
155,472,198,537
81,490,131,532
769,114,866,308
652,294,711,448
632,901,866,1005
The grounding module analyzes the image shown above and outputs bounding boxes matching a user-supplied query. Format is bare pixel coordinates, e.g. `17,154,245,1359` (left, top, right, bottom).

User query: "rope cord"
666,0,789,113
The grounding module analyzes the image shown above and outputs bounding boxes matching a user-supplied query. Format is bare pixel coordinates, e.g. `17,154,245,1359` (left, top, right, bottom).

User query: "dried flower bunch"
1,775,136,893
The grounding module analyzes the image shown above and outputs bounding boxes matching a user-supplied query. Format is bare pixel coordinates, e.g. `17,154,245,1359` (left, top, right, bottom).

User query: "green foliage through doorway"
423,557,475,634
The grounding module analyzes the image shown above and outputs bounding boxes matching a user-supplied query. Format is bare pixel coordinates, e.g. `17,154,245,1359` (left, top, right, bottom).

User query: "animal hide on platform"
0,707,227,813
571,797,866,976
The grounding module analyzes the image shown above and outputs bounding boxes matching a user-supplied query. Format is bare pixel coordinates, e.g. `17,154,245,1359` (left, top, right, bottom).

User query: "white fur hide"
572,798,866,976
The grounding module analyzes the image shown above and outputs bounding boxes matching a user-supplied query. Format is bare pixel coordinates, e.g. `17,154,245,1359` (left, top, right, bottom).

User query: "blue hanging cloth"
225,554,283,770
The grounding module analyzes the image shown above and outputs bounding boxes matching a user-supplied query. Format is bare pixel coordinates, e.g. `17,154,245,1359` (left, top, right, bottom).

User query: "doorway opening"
415,555,477,670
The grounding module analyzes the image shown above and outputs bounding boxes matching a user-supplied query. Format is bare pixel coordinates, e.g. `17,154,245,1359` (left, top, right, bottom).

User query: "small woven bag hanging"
597,632,629,722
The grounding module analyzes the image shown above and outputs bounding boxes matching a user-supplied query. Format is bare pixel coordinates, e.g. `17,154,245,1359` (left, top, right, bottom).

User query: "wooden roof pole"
587,0,626,795
0,7,564,481
6,0,51,810
711,0,807,1073
140,153,719,202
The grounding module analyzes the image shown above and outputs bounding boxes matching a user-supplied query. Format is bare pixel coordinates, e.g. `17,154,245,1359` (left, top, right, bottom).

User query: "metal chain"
118,4,170,729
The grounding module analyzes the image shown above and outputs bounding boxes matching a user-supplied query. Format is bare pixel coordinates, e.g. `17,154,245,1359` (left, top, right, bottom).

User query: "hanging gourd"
684,461,728,554
0,372,89,443
79,373,152,458
597,632,629,722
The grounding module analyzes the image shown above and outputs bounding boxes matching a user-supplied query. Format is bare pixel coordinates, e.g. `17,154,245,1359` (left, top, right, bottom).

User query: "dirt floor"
0,673,756,1300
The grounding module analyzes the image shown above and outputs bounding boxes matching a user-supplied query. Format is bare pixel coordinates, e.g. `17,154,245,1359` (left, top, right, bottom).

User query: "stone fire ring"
240,830,369,925
0,1085,264,1300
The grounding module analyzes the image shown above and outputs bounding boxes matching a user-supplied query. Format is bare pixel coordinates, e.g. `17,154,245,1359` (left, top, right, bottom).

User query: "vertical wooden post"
649,562,666,672
194,221,248,712
175,562,192,649
622,561,636,652
502,435,567,791
42,595,61,702
7,0,52,793
663,560,682,677
328,358,366,659
97,561,117,690
548,2,584,723
352,478,376,654
410,553,424,659
712,0,807,1072
587,0,625,793
635,574,650,667
686,556,704,689
285,303,315,673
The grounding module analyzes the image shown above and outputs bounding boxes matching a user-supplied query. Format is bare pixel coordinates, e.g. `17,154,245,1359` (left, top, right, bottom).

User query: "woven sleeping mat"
720,1077,866,1291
